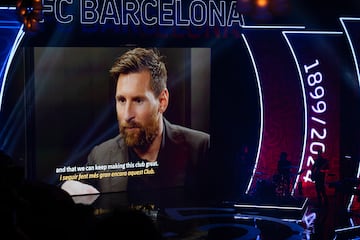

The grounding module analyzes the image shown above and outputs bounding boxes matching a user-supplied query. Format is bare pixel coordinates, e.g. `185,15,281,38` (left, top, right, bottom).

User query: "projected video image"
31,47,210,195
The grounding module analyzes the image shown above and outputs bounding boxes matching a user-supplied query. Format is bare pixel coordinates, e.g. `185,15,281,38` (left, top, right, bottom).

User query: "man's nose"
123,103,135,121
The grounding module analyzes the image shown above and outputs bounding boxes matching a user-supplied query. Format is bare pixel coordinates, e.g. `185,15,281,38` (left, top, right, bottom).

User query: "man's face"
115,70,161,149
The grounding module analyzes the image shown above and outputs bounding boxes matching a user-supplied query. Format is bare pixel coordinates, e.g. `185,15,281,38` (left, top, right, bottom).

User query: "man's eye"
135,99,144,104
117,97,126,103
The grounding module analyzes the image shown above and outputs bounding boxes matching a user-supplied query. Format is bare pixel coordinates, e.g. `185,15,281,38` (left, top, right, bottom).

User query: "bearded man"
61,48,210,200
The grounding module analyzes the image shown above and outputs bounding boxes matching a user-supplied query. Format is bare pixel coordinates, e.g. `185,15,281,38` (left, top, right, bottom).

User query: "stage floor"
68,185,360,240
72,190,320,240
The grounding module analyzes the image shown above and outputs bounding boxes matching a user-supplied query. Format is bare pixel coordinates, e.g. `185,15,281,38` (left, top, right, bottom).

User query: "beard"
120,114,159,150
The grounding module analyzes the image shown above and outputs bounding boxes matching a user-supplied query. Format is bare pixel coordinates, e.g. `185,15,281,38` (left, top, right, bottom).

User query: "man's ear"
159,88,169,113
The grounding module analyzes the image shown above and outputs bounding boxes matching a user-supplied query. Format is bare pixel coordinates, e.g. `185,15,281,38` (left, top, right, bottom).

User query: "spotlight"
237,0,290,22
16,0,42,31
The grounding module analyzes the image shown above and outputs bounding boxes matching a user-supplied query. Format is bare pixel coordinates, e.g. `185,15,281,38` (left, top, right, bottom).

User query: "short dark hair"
109,48,167,97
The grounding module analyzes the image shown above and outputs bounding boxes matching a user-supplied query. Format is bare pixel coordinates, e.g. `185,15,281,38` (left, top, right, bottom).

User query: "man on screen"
61,48,210,199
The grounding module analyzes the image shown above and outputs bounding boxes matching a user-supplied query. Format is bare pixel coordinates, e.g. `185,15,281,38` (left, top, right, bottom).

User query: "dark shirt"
84,118,210,195
277,159,291,177
311,156,328,182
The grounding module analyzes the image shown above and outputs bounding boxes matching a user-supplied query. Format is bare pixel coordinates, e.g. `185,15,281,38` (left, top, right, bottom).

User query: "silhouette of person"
235,144,252,195
276,152,292,196
311,149,329,205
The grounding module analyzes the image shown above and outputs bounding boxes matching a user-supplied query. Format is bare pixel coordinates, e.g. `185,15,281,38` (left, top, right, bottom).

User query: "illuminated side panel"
348,156,360,224
242,29,305,195
340,18,360,214
340,17,360,87
282,32,308,196
283,31,345,197
241,33,263,195
0,7,24,112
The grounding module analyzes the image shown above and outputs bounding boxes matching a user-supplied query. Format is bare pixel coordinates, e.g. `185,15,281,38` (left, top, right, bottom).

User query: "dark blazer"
84,118,210,194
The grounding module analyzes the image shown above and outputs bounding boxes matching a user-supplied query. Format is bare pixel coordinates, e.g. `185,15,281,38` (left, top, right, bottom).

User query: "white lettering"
43,0,243,28
55,0,73,23
99,0,121,24
81,0,99,24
